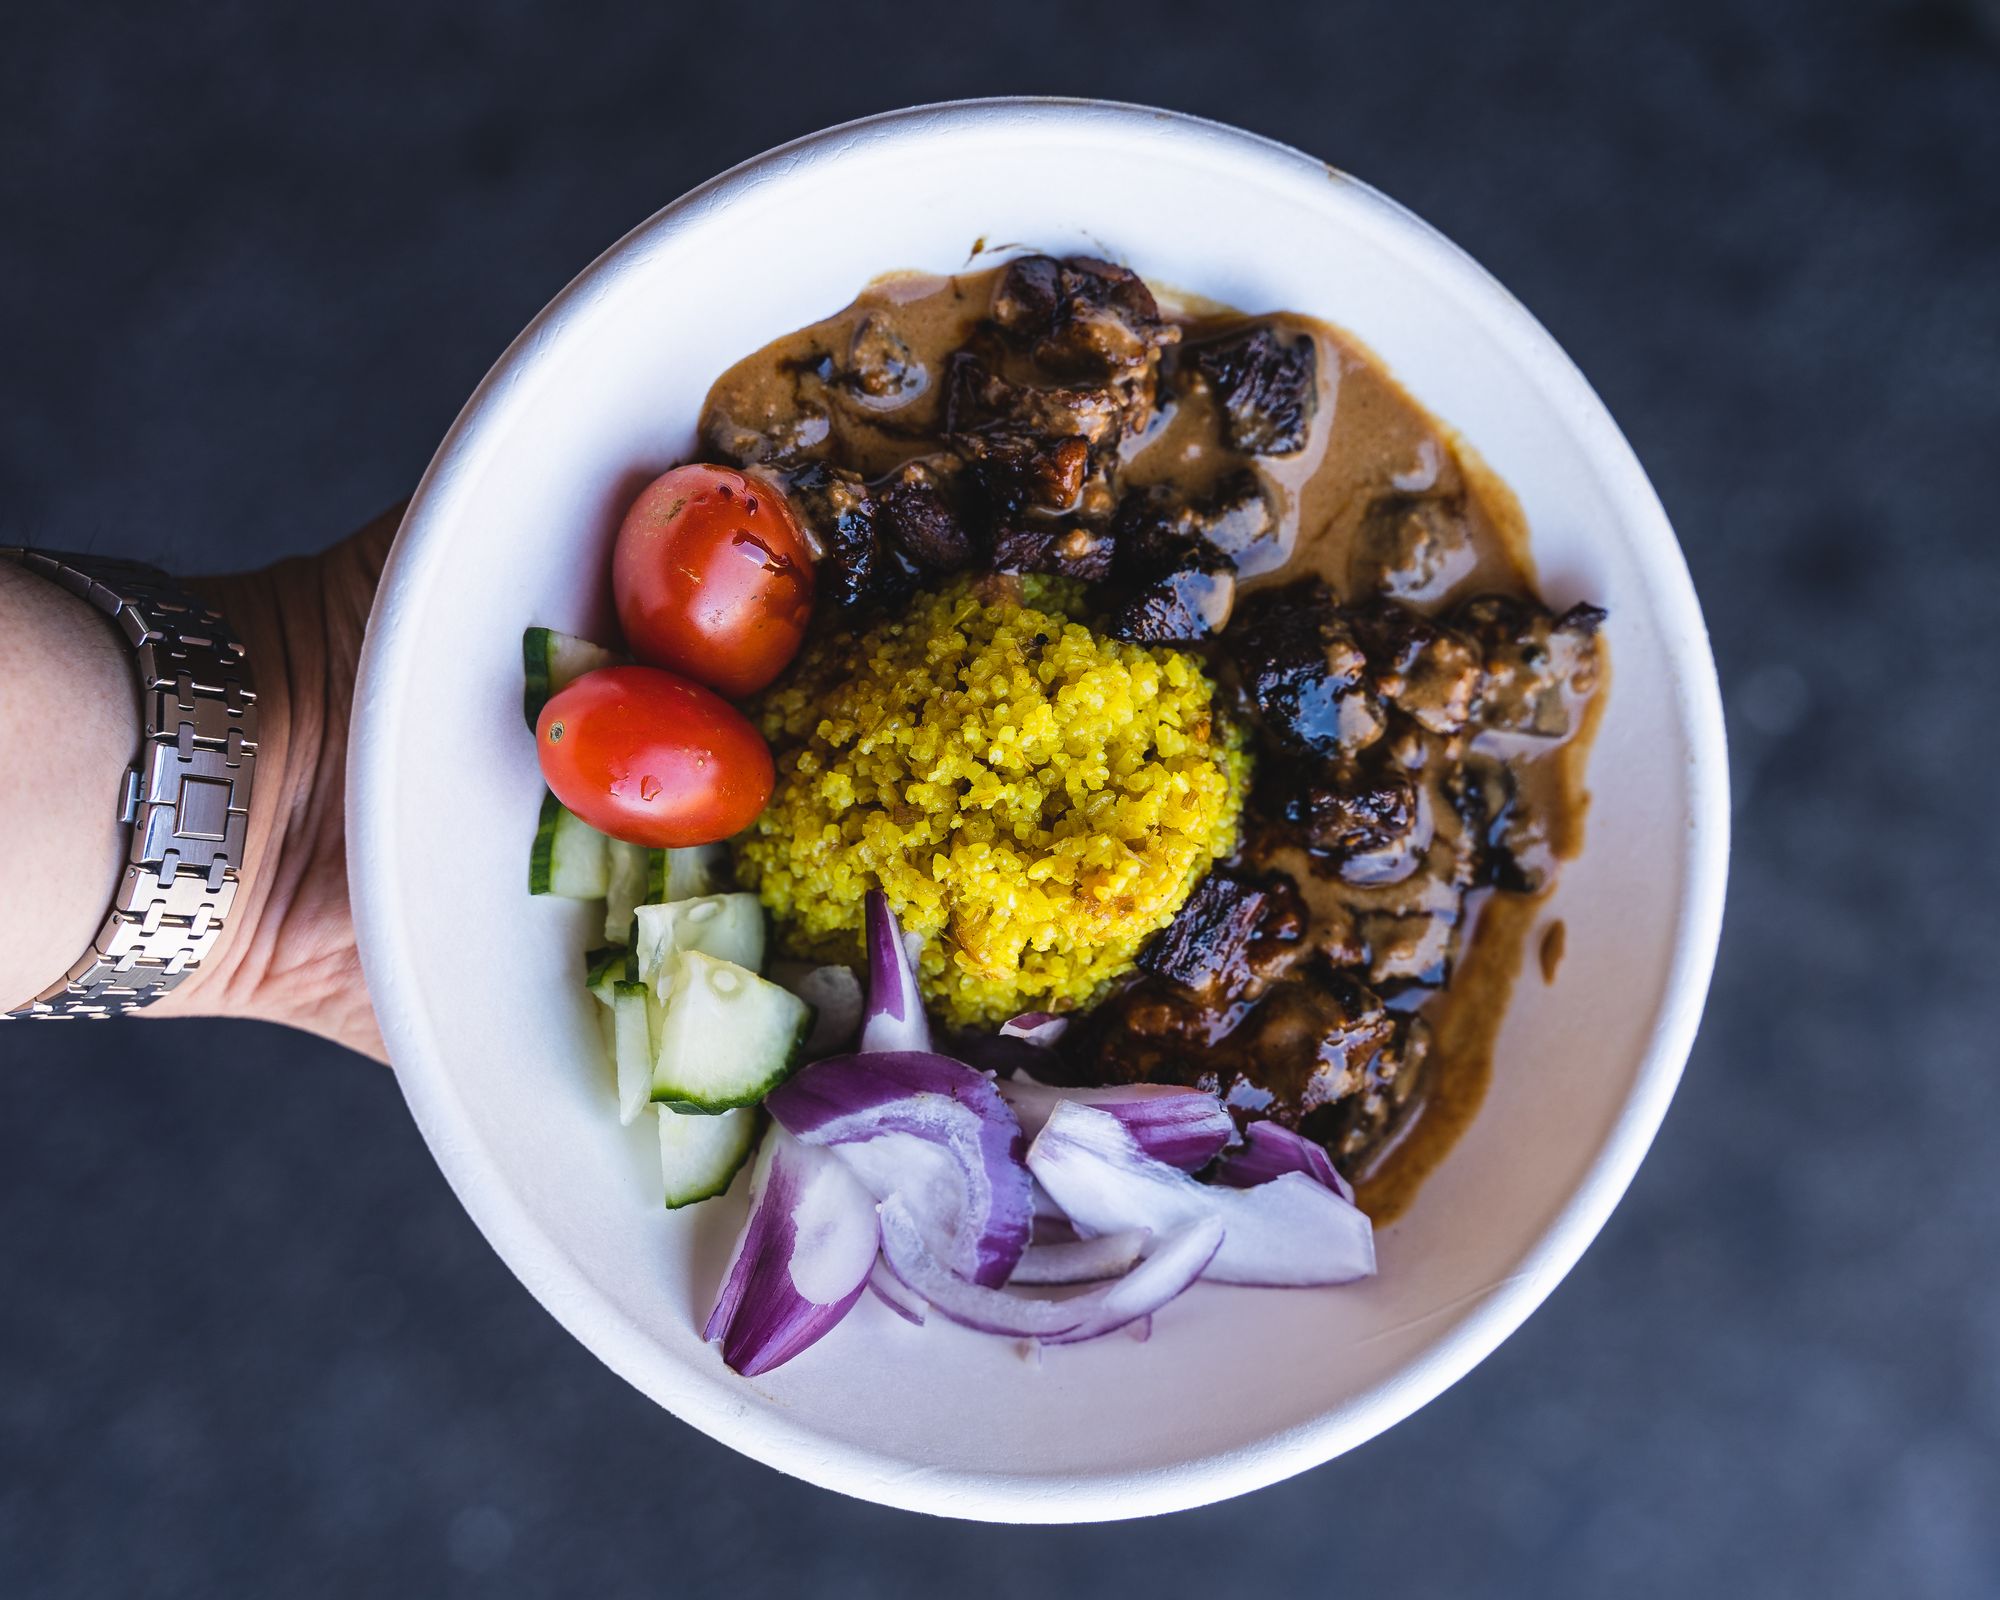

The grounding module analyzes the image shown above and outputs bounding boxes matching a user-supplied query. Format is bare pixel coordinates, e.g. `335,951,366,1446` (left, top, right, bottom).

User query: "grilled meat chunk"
1350,598,1484,737
1306,1012,1432,1161
1064,961,1402,1129
1351,493,1478,603
956,424,1091,517
991,254,1180,379
990,521,1115,581
1445,757,1556,895
1107,556,1236,644
1187,325,1319,456
780,461,888,609
1112,472,1275,576
876,462,974,574
1281,763,1421,862
1138,872,1271,997
845,314,927,406
944,352,1122,447
1456,594,1606,747
1226,578,1386,759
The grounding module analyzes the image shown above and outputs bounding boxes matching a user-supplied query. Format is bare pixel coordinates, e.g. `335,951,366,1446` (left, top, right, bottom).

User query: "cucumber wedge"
583,945,629,988
657,1105,757,1208
664,843,729,900
650,952,813,1112
611,981,653,1126
588,958,635,1008
604,840,668,945
522,626,620,730
529,792,611,898
634,894,766,991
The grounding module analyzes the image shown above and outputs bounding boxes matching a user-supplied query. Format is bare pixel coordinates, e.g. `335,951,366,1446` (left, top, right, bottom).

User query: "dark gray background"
3,1,1997,1595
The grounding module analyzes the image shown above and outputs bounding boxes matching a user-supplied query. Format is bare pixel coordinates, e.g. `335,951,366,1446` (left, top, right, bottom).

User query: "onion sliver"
772,962,865,1060
766,1050,1032,1287
1212,1119,1357,1203
878,1195,1221,1344
997,1076,1237,1172
1010,1229,1150,1286
860,890,931,1055
868,1258,928,1326
1028,1103,1375,1287
705,1128,878,1376
999,1012,1069,1047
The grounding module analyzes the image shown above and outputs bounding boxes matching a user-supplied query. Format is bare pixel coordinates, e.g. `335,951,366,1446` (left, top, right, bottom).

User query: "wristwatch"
1,547,257,1019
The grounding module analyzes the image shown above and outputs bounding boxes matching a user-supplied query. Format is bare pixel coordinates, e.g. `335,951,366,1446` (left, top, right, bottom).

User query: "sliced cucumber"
604,841,668,945
657,1105,758,1208
611,980,653,1126
650,952,813,1112
588,946,637,1004
583,944,628,988
664,843,729,900
522,626,620,730
529,793,611,898
634,893,767,991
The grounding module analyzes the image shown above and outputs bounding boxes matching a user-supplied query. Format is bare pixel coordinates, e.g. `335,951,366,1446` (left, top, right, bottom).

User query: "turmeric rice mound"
734,575,1248,1028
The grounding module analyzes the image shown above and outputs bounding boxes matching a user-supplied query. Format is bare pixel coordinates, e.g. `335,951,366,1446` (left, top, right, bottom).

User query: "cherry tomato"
612,463,815,699
535,665,774,848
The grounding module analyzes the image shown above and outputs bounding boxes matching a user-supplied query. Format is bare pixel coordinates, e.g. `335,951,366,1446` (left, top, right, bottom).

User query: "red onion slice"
860,890,931,1055
1028,1103,1375,1287
1009,1228,1150,1286
765,1050,1033,1287
997,1076,1238,1172
868,1258,928,1326
1212,1119,1358,1204
877,1195,1222,1344
999,1012,1069,1048
771,961,865,1060
705,1128,879,1376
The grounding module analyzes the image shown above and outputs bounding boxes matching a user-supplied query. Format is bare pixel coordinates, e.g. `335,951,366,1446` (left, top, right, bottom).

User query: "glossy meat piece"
990,521,1115,581
991,255,1180,380
956,424,1091,516
1350,598,1484,737
1137,872,1270,995
845,314,926,406
1445,756,1556,895
1227,971,1398,1118
876,462,974,573
1065,962,1402,1129
1187,325,1319,456
1107,557,1236,644
780,461,886,609
1350,493,1478,603
1112,472,1274,576
1306,1012,1431,1161
1280,762,1422,863
1456,594,1606,746
944,352,1122,447
1226,578,1385,759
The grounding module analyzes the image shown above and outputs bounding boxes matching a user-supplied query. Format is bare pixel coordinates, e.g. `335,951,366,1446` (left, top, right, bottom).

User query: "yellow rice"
734,575,1249,1027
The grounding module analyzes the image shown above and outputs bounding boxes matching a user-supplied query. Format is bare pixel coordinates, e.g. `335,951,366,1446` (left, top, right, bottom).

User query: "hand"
146,510,400,1061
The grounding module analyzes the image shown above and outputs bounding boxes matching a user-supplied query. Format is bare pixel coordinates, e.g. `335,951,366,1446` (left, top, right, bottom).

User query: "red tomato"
535,666,774,848
612,463,815,699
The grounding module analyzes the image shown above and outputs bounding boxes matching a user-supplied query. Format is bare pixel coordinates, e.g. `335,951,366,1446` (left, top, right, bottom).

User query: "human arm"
0,511,398,1061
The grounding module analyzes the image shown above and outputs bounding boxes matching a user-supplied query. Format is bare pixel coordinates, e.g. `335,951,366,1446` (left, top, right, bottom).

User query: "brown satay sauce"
700,262,1604,1223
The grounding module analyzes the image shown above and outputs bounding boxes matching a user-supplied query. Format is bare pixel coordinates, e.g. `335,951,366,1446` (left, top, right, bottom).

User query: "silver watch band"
2,547,258,1019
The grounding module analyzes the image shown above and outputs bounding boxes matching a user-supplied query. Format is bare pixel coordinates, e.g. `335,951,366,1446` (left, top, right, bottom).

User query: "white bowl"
350,99,1728,1522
